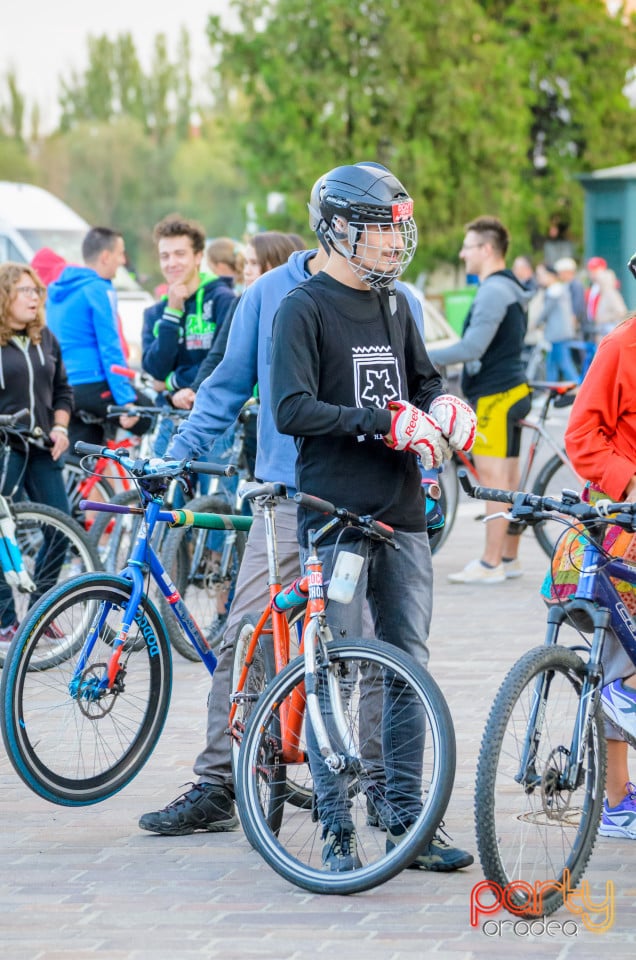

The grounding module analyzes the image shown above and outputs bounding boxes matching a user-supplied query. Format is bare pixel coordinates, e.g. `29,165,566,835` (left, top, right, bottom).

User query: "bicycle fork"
517,608,606,798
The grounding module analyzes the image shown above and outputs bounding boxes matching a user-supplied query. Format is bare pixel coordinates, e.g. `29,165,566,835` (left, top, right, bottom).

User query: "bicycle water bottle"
327,551,364,605
272,577,309,612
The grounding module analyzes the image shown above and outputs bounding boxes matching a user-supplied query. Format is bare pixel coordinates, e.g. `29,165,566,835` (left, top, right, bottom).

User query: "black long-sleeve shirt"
270,272,443,544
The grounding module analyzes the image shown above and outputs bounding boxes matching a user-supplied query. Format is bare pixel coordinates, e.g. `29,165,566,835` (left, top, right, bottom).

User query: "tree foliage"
209,0,636,266
2,3,636,282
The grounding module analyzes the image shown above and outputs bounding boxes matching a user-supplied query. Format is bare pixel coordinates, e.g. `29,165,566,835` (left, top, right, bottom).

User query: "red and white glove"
384,400,451,469
429,394,477,453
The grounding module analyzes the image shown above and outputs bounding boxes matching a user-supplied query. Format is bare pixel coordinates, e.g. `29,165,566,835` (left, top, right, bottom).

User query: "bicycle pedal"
230,692,260,704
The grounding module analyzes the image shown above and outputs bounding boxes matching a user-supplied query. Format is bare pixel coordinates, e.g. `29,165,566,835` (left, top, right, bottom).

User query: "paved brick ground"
2,426,635,958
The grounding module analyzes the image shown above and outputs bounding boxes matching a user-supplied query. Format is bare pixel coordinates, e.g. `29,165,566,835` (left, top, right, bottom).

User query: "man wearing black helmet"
270,163,476,874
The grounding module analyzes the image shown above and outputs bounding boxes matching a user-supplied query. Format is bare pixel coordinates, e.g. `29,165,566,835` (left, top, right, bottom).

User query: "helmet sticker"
392,200,414,223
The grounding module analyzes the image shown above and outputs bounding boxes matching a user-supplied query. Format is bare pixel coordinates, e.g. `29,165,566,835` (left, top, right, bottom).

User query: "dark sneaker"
139,782,238,836
386,822,474,872
366,791,388,831
321,826,362,872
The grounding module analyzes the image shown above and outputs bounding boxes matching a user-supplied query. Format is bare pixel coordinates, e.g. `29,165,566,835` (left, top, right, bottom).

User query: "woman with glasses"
0,263,75,629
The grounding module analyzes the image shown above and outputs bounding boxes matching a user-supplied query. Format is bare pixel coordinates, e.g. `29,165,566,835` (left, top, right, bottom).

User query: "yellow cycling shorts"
471,383,532,458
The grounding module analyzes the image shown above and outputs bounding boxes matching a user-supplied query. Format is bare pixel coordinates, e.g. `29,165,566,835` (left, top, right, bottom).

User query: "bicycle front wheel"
474,645,606,918
0,574,173,805
532,454,583,557
0,502,101,669
235,637,455,895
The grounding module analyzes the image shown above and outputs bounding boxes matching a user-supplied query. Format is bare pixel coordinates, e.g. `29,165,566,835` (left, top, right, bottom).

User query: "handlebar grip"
111,364,135,379
187,460,237,478
240,481,287,501
294,491,336,515
457,468,516,504
368,518,395,538
74,441,108,457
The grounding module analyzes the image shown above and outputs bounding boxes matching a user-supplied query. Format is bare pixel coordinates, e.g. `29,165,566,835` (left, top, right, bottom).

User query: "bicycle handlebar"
294,491,397,545
106,404,188,420
0,408,29,427
240,481,288,502
458,467,636,530
73,441,236,479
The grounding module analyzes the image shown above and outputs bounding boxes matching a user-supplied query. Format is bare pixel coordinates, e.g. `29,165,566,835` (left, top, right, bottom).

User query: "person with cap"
586,257,628,342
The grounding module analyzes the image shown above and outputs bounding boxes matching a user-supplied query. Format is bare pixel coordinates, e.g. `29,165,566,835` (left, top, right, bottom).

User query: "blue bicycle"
0,444,245,804
464,471,636,918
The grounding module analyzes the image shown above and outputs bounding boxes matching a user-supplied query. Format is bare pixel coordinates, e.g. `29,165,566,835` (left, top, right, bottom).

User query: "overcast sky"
0,1,234,131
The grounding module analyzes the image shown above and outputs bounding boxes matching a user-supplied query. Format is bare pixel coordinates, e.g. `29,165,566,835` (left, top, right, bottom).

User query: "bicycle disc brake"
73,663,123,718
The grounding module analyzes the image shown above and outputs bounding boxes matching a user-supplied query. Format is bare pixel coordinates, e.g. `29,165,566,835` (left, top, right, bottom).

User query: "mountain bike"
231,482,456,895
442,379,582,558
0,412,101,669
0,448,455,896
463,470,636,918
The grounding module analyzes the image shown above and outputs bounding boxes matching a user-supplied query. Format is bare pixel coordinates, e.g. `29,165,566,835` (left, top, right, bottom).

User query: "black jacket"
0,327,74,436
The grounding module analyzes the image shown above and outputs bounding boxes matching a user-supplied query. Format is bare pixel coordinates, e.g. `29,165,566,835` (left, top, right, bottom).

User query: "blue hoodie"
46,266,135,404
169,249,425,489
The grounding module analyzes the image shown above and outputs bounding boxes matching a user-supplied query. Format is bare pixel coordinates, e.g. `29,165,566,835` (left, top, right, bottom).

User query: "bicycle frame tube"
300,549,357,770
517,419,574,489
575,544,636,666
70,498,221,695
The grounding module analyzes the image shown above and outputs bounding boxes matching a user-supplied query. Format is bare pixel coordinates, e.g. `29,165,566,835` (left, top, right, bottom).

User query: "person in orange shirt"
565,307,636,838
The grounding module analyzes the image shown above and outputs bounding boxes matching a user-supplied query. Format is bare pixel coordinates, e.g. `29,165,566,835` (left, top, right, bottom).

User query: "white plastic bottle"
327,550,364,604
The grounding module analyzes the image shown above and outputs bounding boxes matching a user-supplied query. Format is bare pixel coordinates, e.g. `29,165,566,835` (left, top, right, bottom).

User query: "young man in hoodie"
46,227,145,444
427,216,532,585
141,214,237,401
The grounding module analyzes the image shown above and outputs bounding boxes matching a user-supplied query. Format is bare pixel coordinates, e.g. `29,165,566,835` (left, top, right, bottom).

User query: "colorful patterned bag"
541,483,636,616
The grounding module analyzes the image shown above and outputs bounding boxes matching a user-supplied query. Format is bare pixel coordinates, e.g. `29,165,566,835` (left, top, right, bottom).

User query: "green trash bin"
442,287,477,336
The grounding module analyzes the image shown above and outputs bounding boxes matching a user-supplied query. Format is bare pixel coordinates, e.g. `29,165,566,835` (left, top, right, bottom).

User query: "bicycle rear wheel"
235,637,455,894
0,502,101,669
474,645,606,918
160,495,247,662
63,455,116,530
531,454,583,557
0,574,173,805
88,488,145,573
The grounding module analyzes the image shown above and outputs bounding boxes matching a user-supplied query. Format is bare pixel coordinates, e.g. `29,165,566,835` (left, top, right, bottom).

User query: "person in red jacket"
565,311,636,839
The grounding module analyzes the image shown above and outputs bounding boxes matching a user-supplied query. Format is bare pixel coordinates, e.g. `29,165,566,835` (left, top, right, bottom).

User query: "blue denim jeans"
546,340,579,383
0,447,70,627
303,528,433,833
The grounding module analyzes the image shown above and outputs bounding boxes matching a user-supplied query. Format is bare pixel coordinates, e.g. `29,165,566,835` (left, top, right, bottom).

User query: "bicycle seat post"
262,499,283,591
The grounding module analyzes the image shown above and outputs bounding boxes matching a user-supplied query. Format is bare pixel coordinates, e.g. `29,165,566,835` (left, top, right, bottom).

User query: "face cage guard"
330,218,418,289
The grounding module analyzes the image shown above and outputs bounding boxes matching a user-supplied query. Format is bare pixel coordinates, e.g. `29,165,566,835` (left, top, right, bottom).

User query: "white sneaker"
448,559,506,584
502,558,523,579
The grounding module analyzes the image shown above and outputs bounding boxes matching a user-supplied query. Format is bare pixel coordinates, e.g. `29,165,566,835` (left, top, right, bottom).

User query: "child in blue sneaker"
562,310,636,834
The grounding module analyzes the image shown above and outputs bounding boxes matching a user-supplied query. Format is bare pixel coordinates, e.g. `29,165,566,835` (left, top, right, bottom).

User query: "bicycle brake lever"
484,511,514,523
